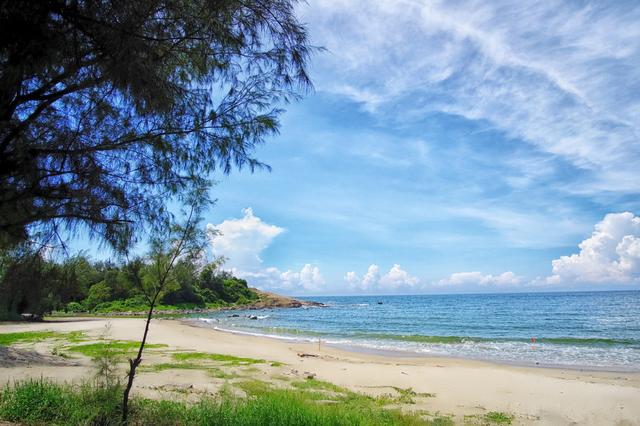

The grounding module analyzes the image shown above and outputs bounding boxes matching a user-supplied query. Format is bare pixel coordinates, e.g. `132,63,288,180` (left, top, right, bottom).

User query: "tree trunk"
121,299,156,424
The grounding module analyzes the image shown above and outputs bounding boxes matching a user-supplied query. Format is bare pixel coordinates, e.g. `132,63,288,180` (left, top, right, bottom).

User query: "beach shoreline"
191,319,640,374
1,317,639,425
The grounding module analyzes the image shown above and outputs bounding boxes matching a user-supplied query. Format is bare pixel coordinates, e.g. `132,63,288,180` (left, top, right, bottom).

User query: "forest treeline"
0,249,257,320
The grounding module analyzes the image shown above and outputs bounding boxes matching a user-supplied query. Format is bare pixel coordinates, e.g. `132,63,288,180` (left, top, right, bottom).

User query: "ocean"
192,290,640,371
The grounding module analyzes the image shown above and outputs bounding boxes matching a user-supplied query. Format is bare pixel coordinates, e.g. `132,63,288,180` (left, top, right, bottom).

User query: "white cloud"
239,264,325,293
450,205,591,248
207,207,284,271
548,212,640,284
302,0,640,194
380,264,420,288
437,271,522,287
207,209,324,292
345,264,419,292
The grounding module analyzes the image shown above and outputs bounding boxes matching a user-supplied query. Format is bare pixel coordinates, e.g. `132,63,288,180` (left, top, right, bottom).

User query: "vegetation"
483,412,514,425
172,352,267,366
118,206,206,423
0,331,85,346
0,248,258,320
67,341,168,360
0,380,450,426
0,331,508,425
0,0,313,252
0,331,60,346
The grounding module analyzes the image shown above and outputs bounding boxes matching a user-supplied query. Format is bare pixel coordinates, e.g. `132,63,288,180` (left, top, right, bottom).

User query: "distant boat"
377,301,383,305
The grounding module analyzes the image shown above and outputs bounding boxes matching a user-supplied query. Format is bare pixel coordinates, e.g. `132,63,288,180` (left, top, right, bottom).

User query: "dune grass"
276,378,435,408
0,331,86,346
142,362,240,379
484,411,514,424
0,379,449,426
67,341,167,359
172,351,267,365
0,380,121,426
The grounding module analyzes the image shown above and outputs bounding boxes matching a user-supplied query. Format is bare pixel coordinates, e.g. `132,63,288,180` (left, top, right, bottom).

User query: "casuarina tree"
0,0,313,251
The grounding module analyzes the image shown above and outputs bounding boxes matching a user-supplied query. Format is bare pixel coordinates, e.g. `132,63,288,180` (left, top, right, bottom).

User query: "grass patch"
142,362,239,379
144,362,208,372
173,352,266,366
0,331,59,346
236,379,273,396
389,387,435,405
0,380,120,425
292,379,345,393
427,417,454,426
0,379,454,425
208,368,239,379
484,411,514,424
271,374,291,381
290,379,422,408
68,341,167,359
0,331,86,346
64,331,87,343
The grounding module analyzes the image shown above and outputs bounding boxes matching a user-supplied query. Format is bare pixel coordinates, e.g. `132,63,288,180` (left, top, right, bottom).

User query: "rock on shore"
245,289,324,309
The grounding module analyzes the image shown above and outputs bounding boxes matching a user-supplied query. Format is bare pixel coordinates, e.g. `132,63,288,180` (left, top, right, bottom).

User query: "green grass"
291,378,345,393
67,341,167,359
388,387,435,405
484,411,514,424
0,379,453,425
173,351,266,365
209,368,239,379
144,362,208,372
0,380,121,425
427,417,454,426
142,363,239,379
290,379,434,408
236,379,273,396
0,331,86,346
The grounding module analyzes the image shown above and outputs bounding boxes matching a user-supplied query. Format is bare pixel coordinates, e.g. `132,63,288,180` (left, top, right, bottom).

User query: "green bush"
0,380,121,425
84,282,113,310
65,302,84,313
0,380,436,425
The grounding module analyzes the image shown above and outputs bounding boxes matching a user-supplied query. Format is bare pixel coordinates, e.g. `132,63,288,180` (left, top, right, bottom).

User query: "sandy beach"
1,317,639,425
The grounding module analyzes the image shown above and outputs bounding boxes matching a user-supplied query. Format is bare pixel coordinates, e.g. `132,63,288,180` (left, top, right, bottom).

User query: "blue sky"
81,0,640,295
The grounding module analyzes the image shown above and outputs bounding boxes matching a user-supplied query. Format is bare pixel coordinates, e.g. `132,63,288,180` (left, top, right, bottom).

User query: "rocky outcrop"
243,289,324,309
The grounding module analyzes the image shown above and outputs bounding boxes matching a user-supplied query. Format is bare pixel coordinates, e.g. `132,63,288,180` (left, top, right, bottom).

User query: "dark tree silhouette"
0,0,313,250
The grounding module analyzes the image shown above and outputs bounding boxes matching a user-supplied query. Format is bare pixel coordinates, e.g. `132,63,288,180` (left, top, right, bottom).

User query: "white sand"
1,317,638,425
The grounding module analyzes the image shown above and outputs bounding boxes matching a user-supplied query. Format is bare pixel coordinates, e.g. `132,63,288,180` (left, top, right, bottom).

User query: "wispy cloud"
302,0,640,195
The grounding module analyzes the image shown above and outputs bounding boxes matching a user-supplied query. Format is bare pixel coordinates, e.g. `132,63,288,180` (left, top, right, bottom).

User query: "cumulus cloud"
345,264,419,292
301,0,640,194
207,209,324,292
239,264,325,292
207,208,284,271
437,271,522,287
548,212,640,284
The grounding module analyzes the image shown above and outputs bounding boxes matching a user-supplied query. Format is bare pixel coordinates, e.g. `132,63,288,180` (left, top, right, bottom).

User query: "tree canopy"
0,0,312,250
0,248,258,319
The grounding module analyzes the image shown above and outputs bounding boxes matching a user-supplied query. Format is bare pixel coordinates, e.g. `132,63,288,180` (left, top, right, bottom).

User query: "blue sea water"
192,291,640,371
